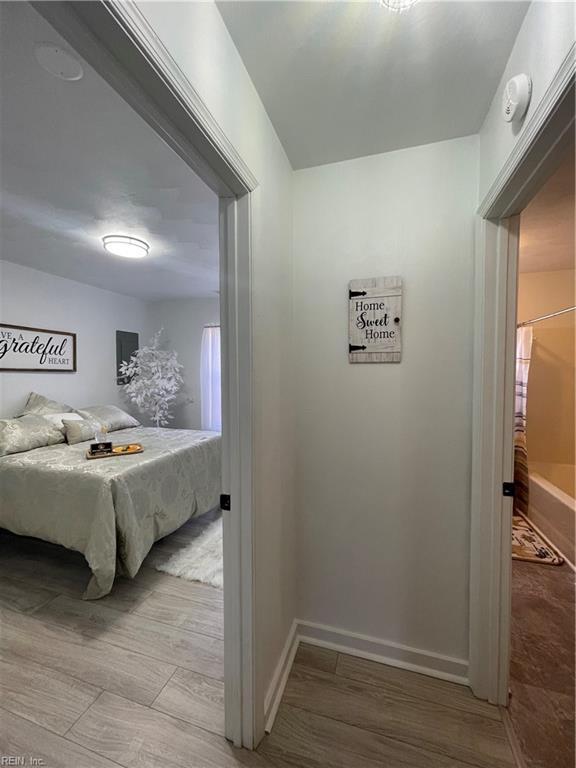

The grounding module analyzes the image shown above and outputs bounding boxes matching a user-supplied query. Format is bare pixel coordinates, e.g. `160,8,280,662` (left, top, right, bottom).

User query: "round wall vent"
34,43,84,81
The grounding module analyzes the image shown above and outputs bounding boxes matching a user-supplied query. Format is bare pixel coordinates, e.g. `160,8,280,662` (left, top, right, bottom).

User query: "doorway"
469,40,575,706
506,144,575,768
1,0,257,751
468,37,575,750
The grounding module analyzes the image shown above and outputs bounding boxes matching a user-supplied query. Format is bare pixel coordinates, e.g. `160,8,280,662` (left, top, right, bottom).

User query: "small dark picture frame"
116,330,139,385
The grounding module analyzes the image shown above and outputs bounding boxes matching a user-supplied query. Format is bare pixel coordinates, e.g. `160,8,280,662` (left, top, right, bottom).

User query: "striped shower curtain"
514,326,533,515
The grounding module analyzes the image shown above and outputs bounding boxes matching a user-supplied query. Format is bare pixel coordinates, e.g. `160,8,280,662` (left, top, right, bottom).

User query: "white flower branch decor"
119,329,184,427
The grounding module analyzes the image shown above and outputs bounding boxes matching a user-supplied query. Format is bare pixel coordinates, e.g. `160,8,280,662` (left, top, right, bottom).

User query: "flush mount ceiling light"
102,235,150,259
379,0,419,11
34,43,84,81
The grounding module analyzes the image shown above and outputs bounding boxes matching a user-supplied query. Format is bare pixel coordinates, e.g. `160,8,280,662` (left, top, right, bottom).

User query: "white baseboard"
297,621,469,684
263,619,299,733
263,618,469,733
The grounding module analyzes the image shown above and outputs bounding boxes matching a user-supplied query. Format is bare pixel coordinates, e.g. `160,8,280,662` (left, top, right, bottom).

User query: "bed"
0,426,221,599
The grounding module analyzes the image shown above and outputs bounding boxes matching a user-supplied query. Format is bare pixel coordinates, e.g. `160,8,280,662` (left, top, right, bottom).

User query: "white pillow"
42,412,84,430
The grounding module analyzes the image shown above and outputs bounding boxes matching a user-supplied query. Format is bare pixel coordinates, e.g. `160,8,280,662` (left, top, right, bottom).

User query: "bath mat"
150,514,223,588
512,513,564,566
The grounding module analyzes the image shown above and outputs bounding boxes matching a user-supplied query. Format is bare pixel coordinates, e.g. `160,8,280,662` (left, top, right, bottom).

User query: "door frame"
469,46,575,704
32,0,258,747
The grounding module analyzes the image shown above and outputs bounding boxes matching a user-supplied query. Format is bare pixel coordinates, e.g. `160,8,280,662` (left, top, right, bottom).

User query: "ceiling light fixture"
102,235,149,259
379,0,419,12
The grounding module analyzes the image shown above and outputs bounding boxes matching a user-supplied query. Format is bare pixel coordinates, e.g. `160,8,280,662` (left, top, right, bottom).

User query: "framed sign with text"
0,324,77,372
349,276,402,363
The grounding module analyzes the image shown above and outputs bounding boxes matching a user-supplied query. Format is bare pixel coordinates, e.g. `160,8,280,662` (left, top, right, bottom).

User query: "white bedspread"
0,427,221,598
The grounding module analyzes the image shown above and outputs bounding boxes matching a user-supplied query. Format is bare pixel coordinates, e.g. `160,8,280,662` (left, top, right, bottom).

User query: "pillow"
0,414,64,457
62,418,101,446
76,405,140,433
19,392,74,417
42,412,84,430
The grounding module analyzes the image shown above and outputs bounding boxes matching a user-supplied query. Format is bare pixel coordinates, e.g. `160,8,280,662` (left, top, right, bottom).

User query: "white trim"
220,196,255,748
263,621,299,733
297,621,468,684
235,193,257,748
263,619,470,735
497,216,520,706
103,1,258,195
479,42,575,218
469,218,519,705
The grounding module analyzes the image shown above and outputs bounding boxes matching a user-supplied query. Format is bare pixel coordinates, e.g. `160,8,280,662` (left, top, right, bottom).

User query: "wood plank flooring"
0,523,240,768
152,667,225,735
68,691,271,768
0,650,99,735
0,605,177,706
0,709,121,768
259,646,516,768
0,525,521,768
33,595,224,680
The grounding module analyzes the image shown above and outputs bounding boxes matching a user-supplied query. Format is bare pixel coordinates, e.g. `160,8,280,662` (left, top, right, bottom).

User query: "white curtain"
201,325,222,432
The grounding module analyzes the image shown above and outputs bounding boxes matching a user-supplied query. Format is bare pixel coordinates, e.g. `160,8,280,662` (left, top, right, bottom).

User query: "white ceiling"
519,143,575,274
0,3,219,301
217,1,529,169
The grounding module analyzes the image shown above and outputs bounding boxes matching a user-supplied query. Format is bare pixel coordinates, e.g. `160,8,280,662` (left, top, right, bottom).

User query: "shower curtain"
514,326,533,515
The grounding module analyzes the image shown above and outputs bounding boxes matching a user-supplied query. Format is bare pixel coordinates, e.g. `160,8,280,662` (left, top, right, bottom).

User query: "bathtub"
528,472,575,566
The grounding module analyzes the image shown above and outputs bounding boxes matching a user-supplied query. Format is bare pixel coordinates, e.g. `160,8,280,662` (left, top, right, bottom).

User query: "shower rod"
518,305,576,327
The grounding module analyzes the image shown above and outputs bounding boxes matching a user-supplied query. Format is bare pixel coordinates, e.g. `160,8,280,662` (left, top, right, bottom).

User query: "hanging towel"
514,326,533,515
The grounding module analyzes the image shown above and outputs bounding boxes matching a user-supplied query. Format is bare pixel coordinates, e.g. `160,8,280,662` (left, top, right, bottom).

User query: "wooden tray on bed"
86,443,144,460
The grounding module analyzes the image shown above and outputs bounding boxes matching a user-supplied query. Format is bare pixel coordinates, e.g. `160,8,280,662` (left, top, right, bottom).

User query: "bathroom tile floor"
509,559,575,768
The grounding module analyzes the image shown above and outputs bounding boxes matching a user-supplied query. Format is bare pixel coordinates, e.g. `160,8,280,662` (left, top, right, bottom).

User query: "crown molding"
104,0,259,195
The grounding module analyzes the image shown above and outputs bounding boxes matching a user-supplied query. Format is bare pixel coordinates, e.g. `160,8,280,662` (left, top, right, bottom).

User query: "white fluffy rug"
152,515,223,589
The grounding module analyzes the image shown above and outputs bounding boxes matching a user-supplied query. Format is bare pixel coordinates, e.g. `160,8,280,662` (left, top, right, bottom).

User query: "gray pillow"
19,392,73,416
41,412,85,431
76,405,140,433
0,414,64,457
62,418,101,446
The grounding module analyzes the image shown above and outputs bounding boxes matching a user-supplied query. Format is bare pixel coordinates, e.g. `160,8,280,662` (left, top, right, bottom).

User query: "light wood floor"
0,526,518,768
0,522,246,767
259,644,517,768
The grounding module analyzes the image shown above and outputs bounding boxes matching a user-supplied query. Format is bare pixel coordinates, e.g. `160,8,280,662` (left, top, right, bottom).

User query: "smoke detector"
502,74,532,123
34,43,84,81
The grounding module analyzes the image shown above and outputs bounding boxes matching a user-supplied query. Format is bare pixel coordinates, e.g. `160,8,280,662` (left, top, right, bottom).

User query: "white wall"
292,136,478,667
137,1,295,735
0,261,148,419
479,2,575,203
148,297,220,430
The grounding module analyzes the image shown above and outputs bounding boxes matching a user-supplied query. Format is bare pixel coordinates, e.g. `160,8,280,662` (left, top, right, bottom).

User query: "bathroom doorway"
507,140,575,768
